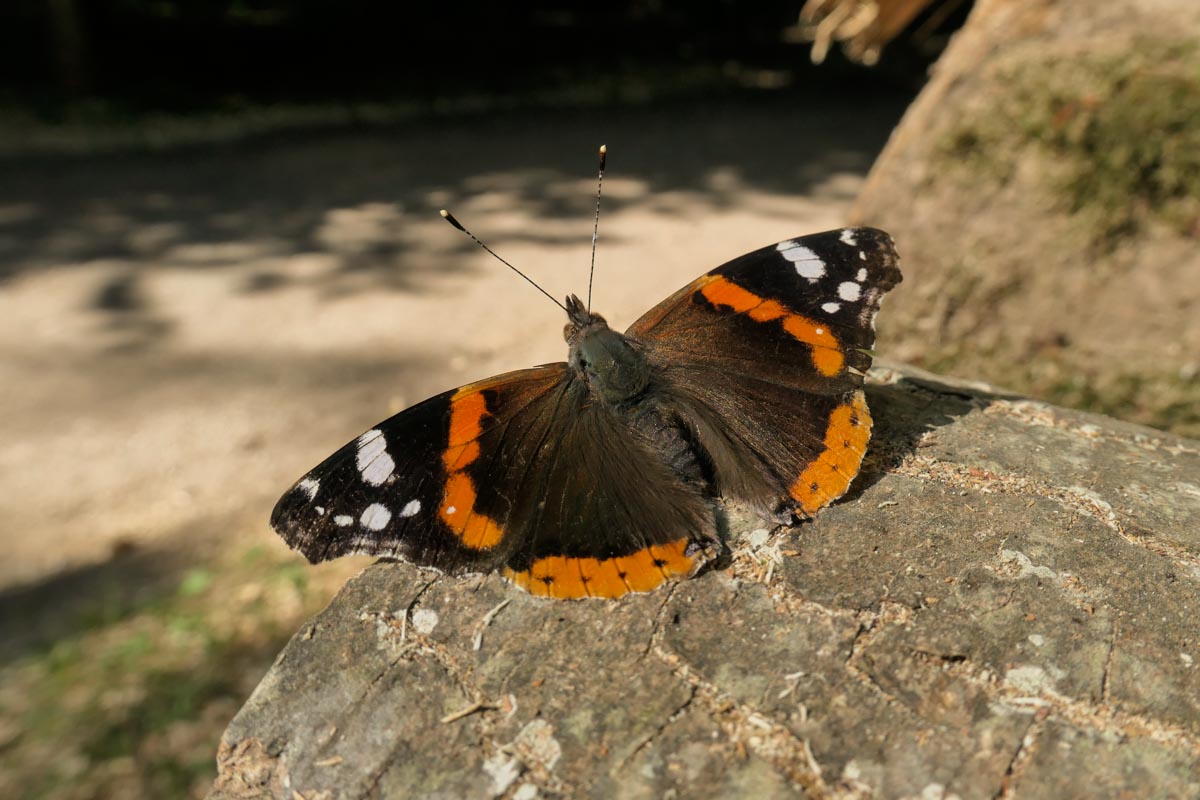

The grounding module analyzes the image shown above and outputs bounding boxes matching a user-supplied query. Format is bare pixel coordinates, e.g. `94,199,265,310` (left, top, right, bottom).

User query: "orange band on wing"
447,389,486,443
790,390,873,515
440,388,505,549
697,275,844,377
503,539,698,600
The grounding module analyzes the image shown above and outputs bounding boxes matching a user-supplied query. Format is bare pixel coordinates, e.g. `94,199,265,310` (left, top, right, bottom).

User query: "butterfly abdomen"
626,400,709,488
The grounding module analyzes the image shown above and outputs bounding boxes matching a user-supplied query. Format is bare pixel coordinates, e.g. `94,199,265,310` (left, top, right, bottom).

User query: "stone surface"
209,364,1200,799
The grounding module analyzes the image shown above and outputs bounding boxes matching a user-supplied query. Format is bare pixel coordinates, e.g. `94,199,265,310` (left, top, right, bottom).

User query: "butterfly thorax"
564,293,650,405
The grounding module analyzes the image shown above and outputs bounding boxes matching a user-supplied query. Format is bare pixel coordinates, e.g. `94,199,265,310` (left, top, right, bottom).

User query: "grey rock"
210,364,1200,799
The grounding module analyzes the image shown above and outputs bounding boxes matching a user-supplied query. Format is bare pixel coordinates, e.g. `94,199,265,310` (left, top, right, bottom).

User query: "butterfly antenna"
440,209,568,313
586,144,606,313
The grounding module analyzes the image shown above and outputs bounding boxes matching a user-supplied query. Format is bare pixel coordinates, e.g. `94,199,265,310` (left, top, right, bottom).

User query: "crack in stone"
978,586,1018,617
1100,621,1117,705
651,644,836,799
911,651,1200,761
839,603,930,723
844,616,878,671
357,634,493,798
992,714,1045,800
348,590,570,800
401,634,573,798
641,582,680,660
403,576,442,632
617,684,698,768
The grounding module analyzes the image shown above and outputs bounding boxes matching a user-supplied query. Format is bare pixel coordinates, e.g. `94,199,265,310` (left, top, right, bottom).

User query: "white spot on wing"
360,503,392,530
858,251,867,261
856,268,867,281
400,499,421,517
446,505,457,515
315,506,326,515
357,429,395,486
778,243,825,279
838,281,862,301
840,229,857,246
361,454,394,486
334,515,353,527
297,478,320,500
822,302,841,314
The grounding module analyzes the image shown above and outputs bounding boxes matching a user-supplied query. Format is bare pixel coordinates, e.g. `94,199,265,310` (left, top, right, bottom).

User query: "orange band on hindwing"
503,539,698,599
697,275,845,377
440,388,505,549
790,390,873,515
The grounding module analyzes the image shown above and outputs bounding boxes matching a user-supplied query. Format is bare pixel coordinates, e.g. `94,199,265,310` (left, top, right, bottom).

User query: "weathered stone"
210,364,1200,798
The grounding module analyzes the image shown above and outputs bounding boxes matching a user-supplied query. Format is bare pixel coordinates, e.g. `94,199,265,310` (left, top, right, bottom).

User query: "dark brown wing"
627,227,901,518
271,364,718,599
271,365,567,573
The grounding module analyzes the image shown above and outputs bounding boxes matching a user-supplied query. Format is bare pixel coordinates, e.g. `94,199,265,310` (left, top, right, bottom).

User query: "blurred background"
1,1,1196,797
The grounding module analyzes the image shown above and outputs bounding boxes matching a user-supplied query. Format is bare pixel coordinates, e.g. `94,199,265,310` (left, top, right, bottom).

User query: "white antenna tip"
599,144,607,154
439,209,466,232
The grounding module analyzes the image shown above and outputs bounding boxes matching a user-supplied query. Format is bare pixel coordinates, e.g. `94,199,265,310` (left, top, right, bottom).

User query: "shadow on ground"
0,92,910,314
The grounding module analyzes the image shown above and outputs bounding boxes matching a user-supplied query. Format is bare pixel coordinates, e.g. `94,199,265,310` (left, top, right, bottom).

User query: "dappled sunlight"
0,100,905,356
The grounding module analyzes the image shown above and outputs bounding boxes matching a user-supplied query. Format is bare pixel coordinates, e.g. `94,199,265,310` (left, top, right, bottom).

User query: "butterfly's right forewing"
628,227,901,518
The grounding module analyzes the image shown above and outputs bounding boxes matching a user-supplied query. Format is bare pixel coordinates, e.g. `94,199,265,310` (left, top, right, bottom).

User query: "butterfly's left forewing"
271,362,719,598
271,364,568,574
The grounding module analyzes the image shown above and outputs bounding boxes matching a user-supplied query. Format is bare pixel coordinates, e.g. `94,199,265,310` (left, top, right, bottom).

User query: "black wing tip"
845,226,903,289
782,226,900,265
272,523,332,564
269,492,335,564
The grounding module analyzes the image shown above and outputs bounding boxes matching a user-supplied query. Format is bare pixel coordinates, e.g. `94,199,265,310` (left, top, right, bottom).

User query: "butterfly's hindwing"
465,379,720,598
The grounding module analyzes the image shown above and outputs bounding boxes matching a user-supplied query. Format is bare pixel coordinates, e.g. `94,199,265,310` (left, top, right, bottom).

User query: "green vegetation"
0,544,359,799
942,40,1200,247
1043,368,1200,439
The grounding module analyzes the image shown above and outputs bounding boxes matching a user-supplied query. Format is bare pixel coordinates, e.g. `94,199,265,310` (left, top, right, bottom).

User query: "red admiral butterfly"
271,148,901,599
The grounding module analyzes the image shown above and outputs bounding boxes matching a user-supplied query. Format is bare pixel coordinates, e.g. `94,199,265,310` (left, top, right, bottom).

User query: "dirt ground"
0,93,909,629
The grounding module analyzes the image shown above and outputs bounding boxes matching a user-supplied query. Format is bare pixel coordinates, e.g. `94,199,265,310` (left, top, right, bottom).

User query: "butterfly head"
563,293,604,340
564,293,650,404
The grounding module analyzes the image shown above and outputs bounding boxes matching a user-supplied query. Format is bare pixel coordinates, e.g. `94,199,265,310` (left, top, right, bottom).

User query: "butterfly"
271,153,901,600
